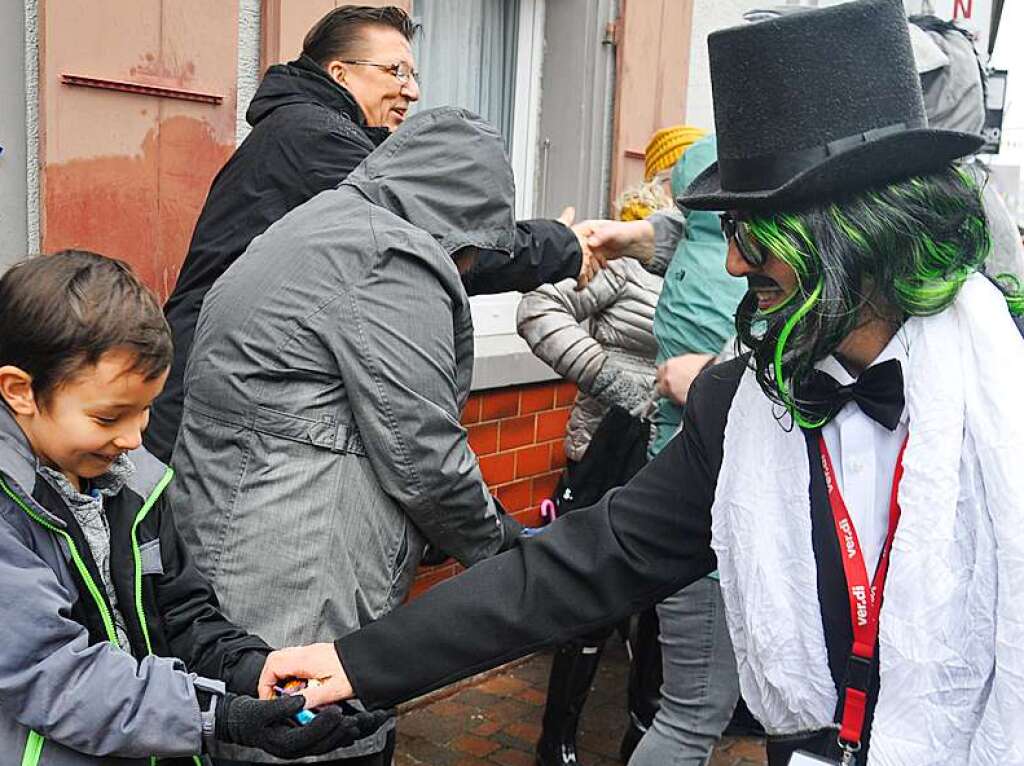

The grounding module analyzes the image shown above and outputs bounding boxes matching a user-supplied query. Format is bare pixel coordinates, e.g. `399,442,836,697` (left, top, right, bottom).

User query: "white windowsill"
471,332,560,391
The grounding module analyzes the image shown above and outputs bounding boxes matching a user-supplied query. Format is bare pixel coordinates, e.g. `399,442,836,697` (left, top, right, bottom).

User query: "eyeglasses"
719,212,767,267
341,60,419,84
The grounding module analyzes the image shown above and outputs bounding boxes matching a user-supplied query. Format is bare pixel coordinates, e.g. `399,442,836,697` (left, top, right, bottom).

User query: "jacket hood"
0,407,47,507
343,107,516,257
246,54,366,127
0,406,72,529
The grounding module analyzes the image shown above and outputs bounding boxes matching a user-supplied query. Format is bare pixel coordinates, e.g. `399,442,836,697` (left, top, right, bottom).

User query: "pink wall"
36,1,693,300
40,0,240,301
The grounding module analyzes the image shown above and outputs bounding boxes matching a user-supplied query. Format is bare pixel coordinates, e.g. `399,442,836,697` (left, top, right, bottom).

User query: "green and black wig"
736,163,1024,428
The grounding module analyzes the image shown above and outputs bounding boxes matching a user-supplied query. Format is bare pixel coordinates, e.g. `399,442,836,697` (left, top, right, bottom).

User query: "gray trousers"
627,576,740,766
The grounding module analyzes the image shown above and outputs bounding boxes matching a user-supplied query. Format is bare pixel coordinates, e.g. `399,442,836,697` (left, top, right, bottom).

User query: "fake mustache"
747,275,780,290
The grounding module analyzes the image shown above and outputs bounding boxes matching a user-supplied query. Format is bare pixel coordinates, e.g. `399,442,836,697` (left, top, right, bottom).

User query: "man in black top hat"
256,2,1024,764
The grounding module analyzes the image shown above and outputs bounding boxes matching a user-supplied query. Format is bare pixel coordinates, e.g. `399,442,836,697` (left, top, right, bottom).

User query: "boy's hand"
259,643,353,708
215,693,390,758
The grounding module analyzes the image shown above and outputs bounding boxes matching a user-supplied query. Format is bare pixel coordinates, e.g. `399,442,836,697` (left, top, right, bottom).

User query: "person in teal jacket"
624,134,747,766
649,135,747,457
565,134,747,764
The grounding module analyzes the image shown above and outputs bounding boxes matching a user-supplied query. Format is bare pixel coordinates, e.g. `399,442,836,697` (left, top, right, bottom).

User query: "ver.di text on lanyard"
791,435,909,766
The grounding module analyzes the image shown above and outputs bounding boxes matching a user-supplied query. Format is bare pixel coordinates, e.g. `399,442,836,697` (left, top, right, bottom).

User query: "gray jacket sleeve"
516,268,627,393
0,507,203,758
323,238,508,568
646,209,685,276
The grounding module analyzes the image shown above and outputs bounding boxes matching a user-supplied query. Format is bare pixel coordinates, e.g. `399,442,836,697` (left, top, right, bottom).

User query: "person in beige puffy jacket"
517,179,673,766
517,253,663,464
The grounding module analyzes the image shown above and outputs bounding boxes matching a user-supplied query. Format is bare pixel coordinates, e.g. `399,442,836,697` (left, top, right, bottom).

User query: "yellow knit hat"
644,125,706,181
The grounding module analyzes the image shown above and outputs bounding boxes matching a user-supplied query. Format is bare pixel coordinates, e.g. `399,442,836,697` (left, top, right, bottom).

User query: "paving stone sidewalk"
395,637,766,766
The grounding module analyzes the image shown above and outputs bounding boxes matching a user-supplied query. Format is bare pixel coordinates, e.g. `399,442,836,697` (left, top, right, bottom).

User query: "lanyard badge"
818,435,908,765
790,751,842,765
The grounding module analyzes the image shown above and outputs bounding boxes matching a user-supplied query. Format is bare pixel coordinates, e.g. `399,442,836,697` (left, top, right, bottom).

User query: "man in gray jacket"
167,107,522,764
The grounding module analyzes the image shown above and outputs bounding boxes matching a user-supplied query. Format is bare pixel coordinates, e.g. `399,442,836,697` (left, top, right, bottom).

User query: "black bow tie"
799,358,905,431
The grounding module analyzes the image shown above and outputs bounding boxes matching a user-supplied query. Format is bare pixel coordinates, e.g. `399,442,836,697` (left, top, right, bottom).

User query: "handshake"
216,644,378,759
560,206,659,290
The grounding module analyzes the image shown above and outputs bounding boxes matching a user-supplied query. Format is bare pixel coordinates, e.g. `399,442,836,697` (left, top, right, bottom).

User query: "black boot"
620,608,662,763
535,641,606,766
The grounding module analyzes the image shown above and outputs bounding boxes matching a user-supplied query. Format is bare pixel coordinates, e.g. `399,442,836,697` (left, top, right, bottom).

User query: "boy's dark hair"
0,250,172,405
302,5,419,66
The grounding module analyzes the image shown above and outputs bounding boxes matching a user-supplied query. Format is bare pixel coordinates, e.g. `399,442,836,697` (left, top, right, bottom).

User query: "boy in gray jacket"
0,250,386,765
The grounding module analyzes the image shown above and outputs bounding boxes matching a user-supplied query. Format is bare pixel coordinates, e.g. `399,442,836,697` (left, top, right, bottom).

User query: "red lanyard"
818,434,908,756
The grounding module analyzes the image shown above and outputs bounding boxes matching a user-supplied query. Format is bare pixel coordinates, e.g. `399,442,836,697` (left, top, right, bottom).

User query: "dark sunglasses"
719,213,767,267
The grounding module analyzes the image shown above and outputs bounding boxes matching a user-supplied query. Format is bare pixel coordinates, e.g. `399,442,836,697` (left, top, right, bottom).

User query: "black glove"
214,693,392,759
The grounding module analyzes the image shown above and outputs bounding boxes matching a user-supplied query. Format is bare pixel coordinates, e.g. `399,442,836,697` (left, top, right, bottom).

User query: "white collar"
814,327,911,428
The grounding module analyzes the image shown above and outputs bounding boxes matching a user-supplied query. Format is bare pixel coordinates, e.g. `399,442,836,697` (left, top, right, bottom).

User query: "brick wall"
407,379,577,599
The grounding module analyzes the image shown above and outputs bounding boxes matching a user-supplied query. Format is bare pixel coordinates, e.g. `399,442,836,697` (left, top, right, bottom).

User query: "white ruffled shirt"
710,276,1024,763
816,332,910,576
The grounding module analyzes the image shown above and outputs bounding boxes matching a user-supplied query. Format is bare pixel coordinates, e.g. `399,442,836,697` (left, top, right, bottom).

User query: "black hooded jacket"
147,56,582,462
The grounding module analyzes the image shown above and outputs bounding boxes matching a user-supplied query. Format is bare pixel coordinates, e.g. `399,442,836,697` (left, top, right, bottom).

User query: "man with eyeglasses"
145,4,599,464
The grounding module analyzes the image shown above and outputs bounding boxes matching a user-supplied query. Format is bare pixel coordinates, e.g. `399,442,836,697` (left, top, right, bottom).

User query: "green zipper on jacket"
3,471,203,766
1,477,121,642
130,467,173,659
1,476,120,766
126,468,203,766
20,731,44,766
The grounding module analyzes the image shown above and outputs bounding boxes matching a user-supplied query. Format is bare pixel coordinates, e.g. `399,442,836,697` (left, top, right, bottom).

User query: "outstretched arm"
259,361,740,709
574,209,684,277
463,215,590,294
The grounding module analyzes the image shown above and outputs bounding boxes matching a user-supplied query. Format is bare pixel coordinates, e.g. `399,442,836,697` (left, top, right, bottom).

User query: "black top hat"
679,0,982,212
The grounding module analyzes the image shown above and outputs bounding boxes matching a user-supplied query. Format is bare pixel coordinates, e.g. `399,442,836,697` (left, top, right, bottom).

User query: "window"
413,0,542,219
413,0,546,337
414,1,519,147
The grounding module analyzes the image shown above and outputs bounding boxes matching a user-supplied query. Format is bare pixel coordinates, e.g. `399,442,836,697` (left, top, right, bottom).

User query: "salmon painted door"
40,0,240,300
609,0,694,203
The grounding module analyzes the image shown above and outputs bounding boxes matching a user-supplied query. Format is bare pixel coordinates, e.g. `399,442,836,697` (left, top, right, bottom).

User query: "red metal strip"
60,74,223,104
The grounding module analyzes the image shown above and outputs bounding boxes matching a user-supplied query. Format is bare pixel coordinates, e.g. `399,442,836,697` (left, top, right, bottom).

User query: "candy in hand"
273,678,321,725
